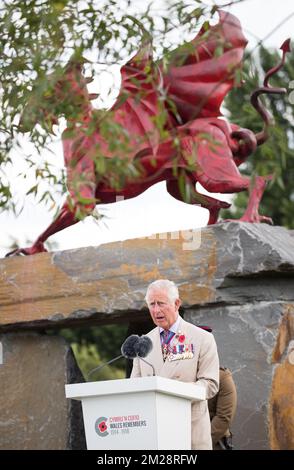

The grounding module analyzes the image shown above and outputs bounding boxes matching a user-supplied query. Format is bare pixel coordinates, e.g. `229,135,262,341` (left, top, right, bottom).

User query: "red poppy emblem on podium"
95,416,109,437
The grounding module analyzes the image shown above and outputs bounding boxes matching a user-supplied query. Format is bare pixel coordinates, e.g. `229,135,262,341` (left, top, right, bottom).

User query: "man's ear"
175,299,181,310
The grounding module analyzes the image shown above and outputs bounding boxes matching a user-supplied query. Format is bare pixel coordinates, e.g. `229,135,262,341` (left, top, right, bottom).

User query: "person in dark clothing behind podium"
131,279,219,450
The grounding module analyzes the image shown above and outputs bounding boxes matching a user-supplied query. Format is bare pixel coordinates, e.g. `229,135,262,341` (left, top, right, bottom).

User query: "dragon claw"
5,248,27,257
5,242,48,257
257,215,273,225
220,214,273,225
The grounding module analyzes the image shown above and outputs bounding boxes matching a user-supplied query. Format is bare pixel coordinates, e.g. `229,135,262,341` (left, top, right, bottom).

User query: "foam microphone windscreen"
135,336,153,358
121,334,140,359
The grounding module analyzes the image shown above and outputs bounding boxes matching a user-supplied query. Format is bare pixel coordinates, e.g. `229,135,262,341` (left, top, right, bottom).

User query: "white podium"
65,376,205,450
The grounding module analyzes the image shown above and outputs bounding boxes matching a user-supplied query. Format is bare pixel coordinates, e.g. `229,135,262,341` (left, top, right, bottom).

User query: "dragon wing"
111,42,161,156
161,10,248,124
108,11,247,158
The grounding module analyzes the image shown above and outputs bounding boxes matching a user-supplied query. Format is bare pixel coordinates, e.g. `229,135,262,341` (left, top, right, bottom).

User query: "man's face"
147,288,181,330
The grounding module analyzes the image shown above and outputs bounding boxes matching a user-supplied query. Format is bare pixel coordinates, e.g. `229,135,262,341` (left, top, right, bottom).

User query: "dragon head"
19,56,96,133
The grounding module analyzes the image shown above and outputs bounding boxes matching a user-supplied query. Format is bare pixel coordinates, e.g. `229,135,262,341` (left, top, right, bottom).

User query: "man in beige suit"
131,279,219,450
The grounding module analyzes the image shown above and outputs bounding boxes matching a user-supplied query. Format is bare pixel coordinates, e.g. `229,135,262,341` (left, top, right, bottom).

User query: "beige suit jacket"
131,317,219,450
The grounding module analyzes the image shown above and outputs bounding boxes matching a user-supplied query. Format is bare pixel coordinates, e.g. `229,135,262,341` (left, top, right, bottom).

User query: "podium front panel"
81,391,191,450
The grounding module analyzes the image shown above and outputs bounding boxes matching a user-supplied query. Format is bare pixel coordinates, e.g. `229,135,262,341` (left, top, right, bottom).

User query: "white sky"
0,0,293,257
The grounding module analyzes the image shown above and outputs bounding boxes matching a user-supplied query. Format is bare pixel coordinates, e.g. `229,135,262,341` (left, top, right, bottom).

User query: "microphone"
87,335,140,380
121,334,140,359
135,335,155,376
87,335,155,381
135,335,153,358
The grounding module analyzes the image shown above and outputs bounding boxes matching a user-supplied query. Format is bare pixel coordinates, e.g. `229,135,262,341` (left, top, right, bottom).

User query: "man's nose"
152,302,161,312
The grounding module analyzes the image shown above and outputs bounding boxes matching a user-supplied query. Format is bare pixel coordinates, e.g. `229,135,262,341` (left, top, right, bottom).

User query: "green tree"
58,323,128,362
49,323,129,379
222,47,294,228
71,343,126,381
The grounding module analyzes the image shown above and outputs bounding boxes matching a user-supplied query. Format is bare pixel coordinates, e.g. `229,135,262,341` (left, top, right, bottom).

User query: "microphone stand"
87,354,123,381
138,357,156,376
87,336,155,381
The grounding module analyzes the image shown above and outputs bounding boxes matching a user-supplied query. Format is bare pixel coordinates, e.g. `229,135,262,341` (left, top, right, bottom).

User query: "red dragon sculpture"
7,11,290,256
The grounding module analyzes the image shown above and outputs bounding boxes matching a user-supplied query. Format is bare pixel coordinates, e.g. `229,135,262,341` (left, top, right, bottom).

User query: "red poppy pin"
178,334,185,343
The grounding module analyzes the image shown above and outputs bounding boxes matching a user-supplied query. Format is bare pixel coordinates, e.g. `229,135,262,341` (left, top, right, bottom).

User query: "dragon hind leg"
5,202,79,256
5,195,96,257
6,152,97,256
211,175,273,224
236,175,273,224
196,172,273,224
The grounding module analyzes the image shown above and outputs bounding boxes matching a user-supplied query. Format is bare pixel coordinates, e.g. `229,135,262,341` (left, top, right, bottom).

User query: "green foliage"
58,323,128,360
54,323,129,380
71,343,126,381
222,47,294,228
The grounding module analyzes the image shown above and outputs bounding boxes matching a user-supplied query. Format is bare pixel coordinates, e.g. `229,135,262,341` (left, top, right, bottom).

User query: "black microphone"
135,335,153,358
135,336,155,376
87,335,140,380
121,334,140,359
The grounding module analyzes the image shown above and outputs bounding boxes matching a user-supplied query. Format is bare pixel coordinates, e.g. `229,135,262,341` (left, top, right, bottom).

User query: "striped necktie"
162,330,175,345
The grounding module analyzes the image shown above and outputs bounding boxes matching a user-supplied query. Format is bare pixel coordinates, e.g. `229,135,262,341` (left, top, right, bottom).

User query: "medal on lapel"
166,330,194,362
162,343,169,362
168,343,194,361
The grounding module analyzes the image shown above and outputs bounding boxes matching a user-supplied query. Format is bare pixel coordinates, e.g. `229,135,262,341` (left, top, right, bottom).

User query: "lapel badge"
175,331,185,343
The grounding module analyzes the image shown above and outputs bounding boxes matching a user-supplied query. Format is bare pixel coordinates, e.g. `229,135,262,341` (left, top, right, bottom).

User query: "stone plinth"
1,223,294,332
0,333,86,450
